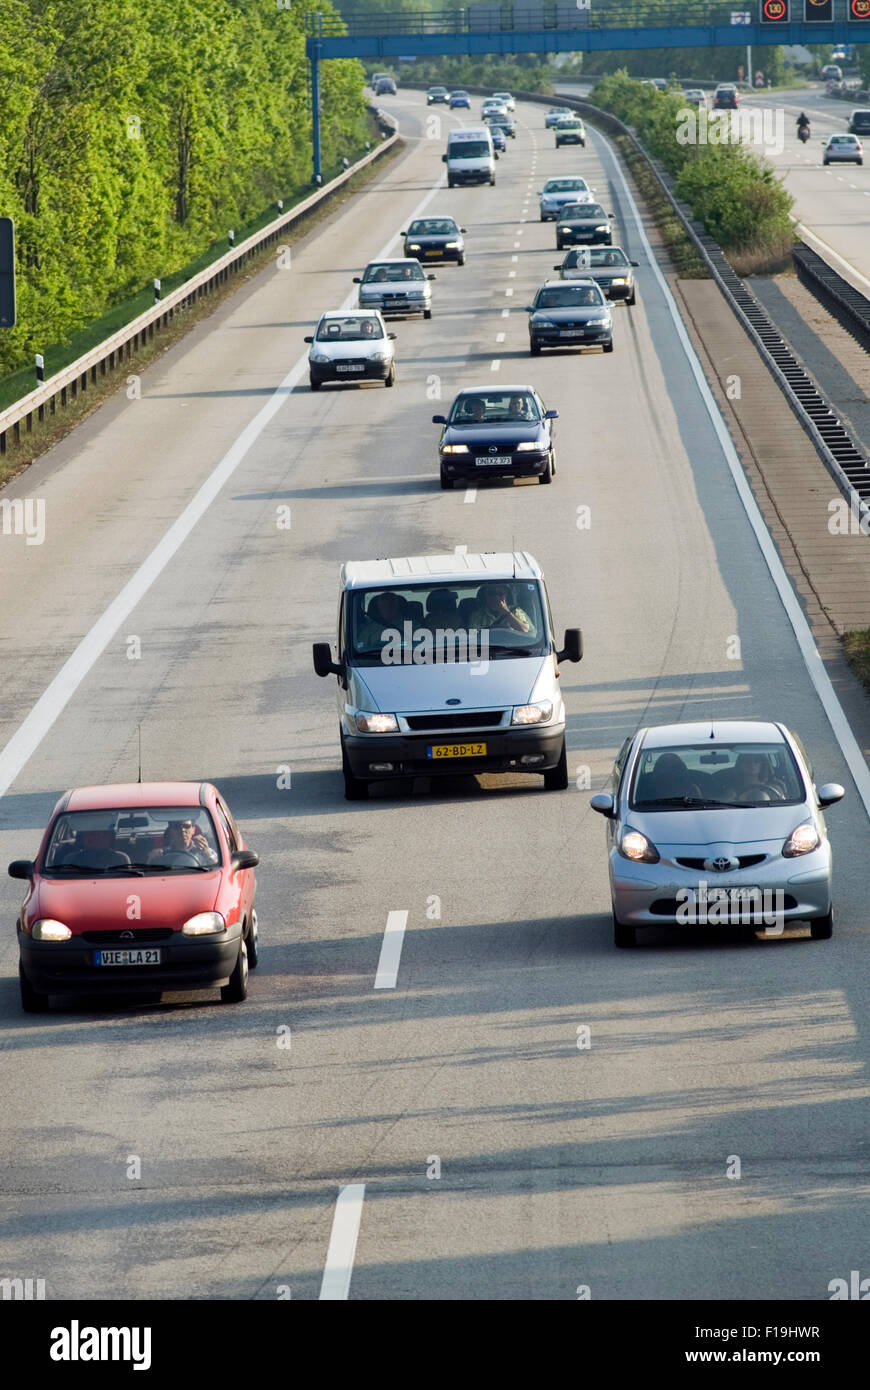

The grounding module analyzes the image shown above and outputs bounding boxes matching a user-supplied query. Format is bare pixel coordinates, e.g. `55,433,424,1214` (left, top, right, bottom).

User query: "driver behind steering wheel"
727,752,784,802
466,583,534,636
148,816,219,866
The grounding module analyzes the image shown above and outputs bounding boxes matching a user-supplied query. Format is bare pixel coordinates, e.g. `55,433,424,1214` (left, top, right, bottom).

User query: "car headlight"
511,702,553,724
444,241,459,248
516,441,541,451
368,351,389,363
310,352,331,364
441,443,469,454
532,318,556,328
32,919,71,941
619,829,660,863
408,243,421,250
587,317,610,326
594,226,609,233
182,911,226,936
355,712,399,733
610,277,626,285
782,822,821,857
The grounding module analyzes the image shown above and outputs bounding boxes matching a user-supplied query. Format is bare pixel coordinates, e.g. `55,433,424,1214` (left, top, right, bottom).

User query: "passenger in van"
466,584,533,635
357,590,404,647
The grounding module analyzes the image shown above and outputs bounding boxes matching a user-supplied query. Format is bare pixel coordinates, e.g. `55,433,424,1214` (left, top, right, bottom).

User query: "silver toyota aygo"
590,720,845,948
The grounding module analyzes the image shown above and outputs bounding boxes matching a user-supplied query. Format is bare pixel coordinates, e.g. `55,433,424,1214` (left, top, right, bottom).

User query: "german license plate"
560,330,583,337
476,455,512,466
95,948,162,966
427,743,487,759
425,250,440,256
336,363,364,372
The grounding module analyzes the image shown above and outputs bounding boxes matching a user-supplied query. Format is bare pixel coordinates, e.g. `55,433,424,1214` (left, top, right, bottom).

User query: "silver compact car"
354,258,435,319
305,311,396,390
590,720,845,948
539,176,593,220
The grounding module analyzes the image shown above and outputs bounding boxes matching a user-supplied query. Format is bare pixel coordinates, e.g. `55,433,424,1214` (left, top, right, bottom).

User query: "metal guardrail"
0,111,399,457
794,241,870,355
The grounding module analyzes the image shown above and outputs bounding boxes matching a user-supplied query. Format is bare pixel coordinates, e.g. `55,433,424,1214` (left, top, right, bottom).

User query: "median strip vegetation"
844,629,870,696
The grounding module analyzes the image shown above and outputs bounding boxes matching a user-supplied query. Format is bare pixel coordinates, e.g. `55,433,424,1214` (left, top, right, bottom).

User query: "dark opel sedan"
527,280,613,355
402,217,466,265
434,386,558,488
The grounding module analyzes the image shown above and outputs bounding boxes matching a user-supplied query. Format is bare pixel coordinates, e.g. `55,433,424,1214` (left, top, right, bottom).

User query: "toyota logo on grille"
705,856,737,873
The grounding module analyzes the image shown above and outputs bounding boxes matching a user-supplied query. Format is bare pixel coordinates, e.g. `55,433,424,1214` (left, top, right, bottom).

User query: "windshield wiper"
636,796,723,809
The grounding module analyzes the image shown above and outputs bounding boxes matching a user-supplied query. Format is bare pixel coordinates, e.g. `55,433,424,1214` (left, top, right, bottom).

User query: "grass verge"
843,628,870,696
612,134,708,279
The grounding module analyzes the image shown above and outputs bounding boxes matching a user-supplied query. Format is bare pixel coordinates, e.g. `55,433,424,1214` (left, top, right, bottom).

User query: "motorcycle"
797,124,811,143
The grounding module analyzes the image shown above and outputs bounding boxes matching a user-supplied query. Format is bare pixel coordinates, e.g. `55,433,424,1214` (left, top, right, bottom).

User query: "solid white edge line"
319,1184,366,1300
374,909,408,990
600,127,870,821
0,149,449,802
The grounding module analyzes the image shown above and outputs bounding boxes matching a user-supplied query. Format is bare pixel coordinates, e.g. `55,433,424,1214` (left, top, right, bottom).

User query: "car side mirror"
557,628,582,663
609,213,615,218
590,793,615,818
524,305,535,312
8,859,34,880
303,336,313,343
313,642,344,680
631,261,639,266
553,265,562,271
817,782,845,808
460,228,467,233
231,849,259,873
388,332,397,340
353,277,362,283
399,231,406,236
442,153,447,162
432,414,446,424
545,409,559,419
427,274,436,280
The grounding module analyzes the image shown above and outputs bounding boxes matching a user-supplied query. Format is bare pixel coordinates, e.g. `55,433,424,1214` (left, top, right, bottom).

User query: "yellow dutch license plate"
427,743,487,760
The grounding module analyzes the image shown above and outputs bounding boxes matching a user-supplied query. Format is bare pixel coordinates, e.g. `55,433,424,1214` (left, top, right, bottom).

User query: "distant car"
545,106,573,128
481,98,508,119
590,719,845,949
306,310,397,390
488,124,507,153
10,782,260,1011
492,91,516,111
526,279,613,355
555,117,586,147
449,90,471,109
485,108,515,137
427,86,449,105
682,89,707,108
402,216,466,265
554,245,638,304
433,386,558,488
539,176,593,220
823,133,863,165
847,109,870,136
374,76,397,96
555,201,614,249
713,84,738,110
820,64,843,82
354,258,435,318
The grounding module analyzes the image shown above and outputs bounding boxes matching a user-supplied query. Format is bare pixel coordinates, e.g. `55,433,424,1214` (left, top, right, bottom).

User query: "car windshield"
451,91,468,98
568,248,629,267
630,743,805,809
348,580,549,663
316,316,384,341
448,390,542,424
544,178,588,193
830,136,856,144
42,807,221,874
561,203,606,219
559,121,583,129
535,285,604,308
363,262,425,282
450,140,490,159
408,219,457,236
429,87,447,94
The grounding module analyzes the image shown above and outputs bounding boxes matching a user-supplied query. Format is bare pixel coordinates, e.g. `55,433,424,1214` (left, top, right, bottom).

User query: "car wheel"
823,158,829,165
539,450,554,485
810,908,833,940
489,176,496,186
543,737,567,787
423,308,432,320
603,340,614,353
530,340,541,356
858,158,864,166
221,938,248,1003
309,376,321,391
556,239,564,250
342,739,370,799
457,253,465,266
246,910,259,968
19,962,49,1013
385,363,395,386
539,213,546,222
613,913,636,949
447,178,455,188
439,468,454,490
627,291,636,306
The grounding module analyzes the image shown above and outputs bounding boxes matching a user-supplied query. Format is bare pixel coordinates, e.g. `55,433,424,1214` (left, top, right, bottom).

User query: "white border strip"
374,910,408,990
319,1183,366,1300
598,128,870,820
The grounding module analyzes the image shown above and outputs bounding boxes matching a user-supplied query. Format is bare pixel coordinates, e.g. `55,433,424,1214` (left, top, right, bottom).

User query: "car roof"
452,383,539,395
320,308,382,318
65,782,209,810
342,553,543,589
541,278,597,288
639,721,787,749
363,258,418,267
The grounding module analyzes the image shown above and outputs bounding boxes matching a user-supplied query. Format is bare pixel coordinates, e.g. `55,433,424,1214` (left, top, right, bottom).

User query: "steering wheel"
151,849,201,867
736,784,783,803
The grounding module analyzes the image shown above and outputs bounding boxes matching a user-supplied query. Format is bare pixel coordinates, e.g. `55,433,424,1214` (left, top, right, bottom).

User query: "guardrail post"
35,353,44,385
311,14,323,184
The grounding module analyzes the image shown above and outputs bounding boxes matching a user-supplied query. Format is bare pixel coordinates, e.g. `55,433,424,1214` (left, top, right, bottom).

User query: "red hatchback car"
9,782,259,1012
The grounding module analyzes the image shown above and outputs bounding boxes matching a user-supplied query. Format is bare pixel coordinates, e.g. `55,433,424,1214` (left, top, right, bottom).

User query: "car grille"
405,711,506,731
675,854,767,870
81,928,176,943
649,894,797,916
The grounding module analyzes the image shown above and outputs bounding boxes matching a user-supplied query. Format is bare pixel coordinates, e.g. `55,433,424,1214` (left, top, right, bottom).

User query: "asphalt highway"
0,91,868,1301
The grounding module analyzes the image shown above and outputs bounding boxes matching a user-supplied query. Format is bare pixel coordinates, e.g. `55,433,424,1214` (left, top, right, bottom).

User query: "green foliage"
0,0,369,377
398,55,553,93
592,71,795,260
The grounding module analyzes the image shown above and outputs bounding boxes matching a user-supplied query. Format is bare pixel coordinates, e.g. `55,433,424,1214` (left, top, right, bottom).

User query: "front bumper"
310,359,391,383
344,724,565,779
358,296,428,317
555,134,585,145
531,327,611,350
599,282,633,301
557,228,612,245
609,848,833,928
405,246,462,262
439,449,549,481
19,925,243,994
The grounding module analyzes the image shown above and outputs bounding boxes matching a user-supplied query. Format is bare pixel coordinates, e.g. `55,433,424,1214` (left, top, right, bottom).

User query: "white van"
312,552,583,799
443,127,497,188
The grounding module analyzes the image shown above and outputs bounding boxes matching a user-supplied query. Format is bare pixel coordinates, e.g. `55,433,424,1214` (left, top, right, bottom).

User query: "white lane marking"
514,241,521,249
491,359,501,371
517,227,525,235
319,1185,365,1301
464,487,477,503
496,332,505,342
601,127,870,820
374,909,408,990
0,144,450,801
511,255,518,262
795,222,870,293
501,307,510,317
508,270,516,278
454,544,467,554
505,288,513,296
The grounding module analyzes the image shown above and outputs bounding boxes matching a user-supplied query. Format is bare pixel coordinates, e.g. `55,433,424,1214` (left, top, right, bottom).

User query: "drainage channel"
793,241,870,357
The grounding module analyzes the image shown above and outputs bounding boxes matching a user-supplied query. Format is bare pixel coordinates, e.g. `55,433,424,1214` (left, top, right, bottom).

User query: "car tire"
423,308,432,320
858,158,864,166
613,913,636,949
309,376,321,391
823,158,829,165
342,740,370,799
543,738,567,787
439,468,454,490
221,938,248,1003
246,910,259,968
489,176,496,186
539,451,554,485
556,239,564,251
530,340,541,356
457,253,465,266
603,341,614,353
385,364,395,386
447,178,455,188
810,908,833,940
19,962,49,1013
627,291,636,306
540,213,546,221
